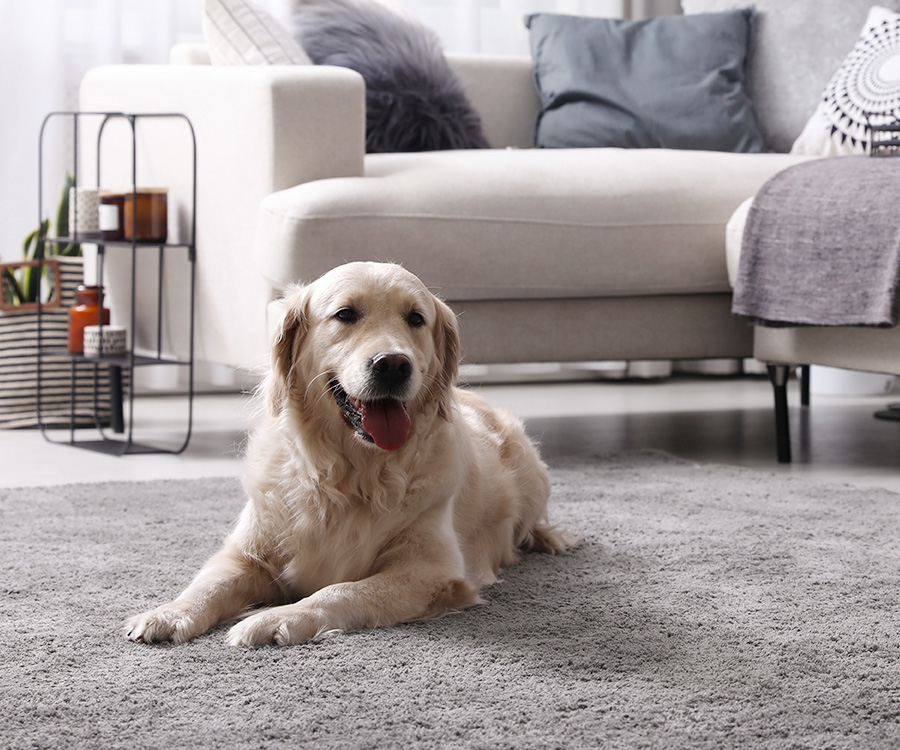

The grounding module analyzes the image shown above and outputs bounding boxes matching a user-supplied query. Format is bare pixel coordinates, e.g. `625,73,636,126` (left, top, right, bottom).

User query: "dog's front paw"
125,603,205,644
226,606,324,647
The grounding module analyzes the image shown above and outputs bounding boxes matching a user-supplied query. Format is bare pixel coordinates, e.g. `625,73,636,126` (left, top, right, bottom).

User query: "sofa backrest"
178,0,900,154
169,45,539,149
683,0,900,153
447,54,540,149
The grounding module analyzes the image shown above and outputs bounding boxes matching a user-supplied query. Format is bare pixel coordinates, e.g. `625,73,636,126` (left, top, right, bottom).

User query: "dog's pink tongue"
361,399,411,451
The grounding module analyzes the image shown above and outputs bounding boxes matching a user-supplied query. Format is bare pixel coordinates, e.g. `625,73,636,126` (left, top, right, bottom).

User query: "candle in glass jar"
123,188,168,243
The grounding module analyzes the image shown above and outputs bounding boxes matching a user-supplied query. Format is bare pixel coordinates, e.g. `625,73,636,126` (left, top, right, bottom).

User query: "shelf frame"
36,111,197,456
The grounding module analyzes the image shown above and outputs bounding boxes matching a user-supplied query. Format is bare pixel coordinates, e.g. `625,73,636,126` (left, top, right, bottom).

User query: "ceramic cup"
68,187,101,238
83,325,127,356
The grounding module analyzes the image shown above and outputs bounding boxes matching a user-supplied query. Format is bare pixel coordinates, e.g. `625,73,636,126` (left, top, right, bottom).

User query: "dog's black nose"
371,352,412,388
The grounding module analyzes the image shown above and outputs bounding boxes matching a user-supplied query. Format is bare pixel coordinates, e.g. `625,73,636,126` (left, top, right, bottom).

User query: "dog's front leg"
226,564,478,647
126,543,282,644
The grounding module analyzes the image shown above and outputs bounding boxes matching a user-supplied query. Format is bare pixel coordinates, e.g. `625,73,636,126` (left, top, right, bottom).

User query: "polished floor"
2,372,899,492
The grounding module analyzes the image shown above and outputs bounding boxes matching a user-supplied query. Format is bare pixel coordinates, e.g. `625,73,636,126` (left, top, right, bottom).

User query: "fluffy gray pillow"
525,10,765,152
293,0,489,153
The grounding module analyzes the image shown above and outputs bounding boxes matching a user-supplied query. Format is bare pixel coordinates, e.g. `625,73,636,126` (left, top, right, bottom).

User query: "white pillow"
792,5,900,156
202,0,312,66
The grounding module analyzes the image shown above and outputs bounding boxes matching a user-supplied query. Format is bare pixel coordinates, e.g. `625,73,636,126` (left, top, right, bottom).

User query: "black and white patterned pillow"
203,0,311,66
792,5,900,155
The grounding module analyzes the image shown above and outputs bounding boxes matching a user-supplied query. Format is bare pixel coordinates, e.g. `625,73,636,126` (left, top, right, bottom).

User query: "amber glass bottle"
68,285,110,354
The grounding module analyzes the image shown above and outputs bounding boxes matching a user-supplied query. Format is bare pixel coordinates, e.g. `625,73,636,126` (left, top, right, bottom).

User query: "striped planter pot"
0,257,120,429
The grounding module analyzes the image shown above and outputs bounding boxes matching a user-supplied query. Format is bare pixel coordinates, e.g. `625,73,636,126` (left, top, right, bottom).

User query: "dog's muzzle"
329,366,412,451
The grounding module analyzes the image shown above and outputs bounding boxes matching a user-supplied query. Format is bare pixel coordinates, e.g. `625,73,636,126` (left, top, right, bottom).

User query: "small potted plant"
2,172,81,311
0,173,91,428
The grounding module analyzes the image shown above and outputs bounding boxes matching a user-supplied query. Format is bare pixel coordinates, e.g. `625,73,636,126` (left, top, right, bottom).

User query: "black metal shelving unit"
36,111,197,455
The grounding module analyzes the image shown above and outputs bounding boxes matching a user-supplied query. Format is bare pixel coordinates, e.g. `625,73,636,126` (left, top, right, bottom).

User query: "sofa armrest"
78,64,365,370
80,64,365,191
447,54,539,149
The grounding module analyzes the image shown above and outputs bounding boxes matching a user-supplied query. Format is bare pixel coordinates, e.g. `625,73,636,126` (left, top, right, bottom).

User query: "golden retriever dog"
126,262,575,647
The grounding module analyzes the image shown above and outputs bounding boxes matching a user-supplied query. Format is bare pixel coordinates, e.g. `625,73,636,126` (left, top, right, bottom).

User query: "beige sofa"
79,49,802,373
80,1,893,386
75,1,900,466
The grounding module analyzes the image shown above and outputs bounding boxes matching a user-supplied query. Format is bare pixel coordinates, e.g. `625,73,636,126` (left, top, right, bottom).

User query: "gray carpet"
2,451,899,749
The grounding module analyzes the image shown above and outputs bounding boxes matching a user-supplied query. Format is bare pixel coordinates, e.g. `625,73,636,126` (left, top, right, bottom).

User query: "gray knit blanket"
732,156,900,327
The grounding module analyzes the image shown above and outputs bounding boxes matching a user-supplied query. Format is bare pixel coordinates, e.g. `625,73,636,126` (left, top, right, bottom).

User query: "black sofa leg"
800,365,810,407
767,364,792,463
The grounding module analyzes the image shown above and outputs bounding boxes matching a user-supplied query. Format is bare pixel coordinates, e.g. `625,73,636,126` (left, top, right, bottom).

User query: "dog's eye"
407,311,426,328
334,307,358,323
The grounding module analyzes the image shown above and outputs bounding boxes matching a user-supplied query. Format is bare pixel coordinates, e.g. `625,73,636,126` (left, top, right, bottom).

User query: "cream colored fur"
126,262,575,647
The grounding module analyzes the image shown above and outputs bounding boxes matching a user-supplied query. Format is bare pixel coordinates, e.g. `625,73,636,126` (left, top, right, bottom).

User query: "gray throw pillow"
525,10,765,152
293,0,489,153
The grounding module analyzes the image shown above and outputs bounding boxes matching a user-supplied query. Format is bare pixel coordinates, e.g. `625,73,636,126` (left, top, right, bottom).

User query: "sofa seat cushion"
258,147,806,301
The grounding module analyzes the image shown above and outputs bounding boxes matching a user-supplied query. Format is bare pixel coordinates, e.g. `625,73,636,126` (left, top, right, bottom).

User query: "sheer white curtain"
0,0,202,265
266,0,680,54
390,0,680,54
394,0,629,55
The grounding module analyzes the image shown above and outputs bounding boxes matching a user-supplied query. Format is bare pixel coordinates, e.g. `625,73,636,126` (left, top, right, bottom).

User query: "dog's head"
266,262,460,451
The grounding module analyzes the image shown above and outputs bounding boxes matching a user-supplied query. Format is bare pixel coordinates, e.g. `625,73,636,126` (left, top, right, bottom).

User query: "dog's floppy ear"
266,284,310,417
432,294,460,420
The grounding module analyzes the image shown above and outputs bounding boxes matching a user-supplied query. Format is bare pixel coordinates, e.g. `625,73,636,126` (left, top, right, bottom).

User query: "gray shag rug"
2,451,899,749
